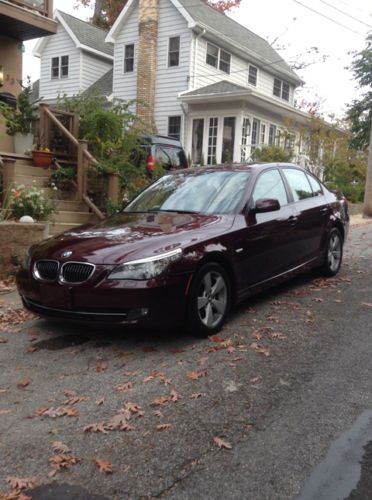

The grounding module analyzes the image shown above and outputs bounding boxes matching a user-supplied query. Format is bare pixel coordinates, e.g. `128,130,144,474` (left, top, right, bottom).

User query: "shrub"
254,145,293,163
6,184,55,221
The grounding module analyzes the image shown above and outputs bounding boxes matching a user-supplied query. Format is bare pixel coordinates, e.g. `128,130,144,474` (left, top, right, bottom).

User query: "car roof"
169,162,307,175
141,135,183,147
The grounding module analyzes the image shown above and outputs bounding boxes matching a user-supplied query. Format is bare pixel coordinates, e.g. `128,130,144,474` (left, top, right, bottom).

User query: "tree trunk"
362,122,372,218
93,0,105,23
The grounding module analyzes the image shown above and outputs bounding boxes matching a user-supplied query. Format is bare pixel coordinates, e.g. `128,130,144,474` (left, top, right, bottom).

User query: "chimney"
137,0,159,131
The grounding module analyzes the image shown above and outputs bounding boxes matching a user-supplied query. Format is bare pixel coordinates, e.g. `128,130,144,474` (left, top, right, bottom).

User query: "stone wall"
0,222,47,278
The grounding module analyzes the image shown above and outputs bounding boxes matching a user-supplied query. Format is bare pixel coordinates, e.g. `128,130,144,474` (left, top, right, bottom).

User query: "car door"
281,167,327,264
233,168,298,293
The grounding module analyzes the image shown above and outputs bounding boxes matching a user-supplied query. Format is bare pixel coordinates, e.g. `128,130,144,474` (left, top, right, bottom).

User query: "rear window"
154,145,187,169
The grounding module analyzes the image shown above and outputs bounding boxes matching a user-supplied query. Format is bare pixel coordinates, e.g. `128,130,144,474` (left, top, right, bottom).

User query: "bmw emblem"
62,250,72,258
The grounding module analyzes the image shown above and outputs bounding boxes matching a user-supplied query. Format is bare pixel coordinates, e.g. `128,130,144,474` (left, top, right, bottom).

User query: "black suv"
138,135,188,171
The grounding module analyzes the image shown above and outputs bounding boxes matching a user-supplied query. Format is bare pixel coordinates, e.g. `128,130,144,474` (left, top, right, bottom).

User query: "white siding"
81,52,113,92
112,5,138,103
193,37,295,105
154,0,192,138
39,24,81,100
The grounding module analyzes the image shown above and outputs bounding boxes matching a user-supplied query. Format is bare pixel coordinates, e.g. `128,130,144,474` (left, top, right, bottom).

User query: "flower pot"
14,133,33,155
32,150,53,169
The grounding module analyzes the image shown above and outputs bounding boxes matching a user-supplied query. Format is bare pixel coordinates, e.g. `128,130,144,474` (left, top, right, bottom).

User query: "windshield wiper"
153,209,199,214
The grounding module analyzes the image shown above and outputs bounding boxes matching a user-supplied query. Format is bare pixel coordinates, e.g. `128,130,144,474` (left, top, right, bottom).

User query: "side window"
168,36,180,67
124,44,134,73
252,169,288,207
307,173,323,196
283,168,313,201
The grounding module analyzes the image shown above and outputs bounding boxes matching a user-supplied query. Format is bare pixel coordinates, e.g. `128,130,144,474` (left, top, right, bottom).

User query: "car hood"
33,212,235,264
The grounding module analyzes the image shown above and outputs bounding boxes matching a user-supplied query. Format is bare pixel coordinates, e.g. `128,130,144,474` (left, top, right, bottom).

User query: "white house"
106,0,314,164
33,10,113,101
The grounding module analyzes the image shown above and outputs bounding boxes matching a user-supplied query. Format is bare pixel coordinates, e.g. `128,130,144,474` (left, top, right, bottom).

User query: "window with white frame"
207,117,218,165
248,65,257,86
260,124,266,144
168,36,180,67
251,118,260,154
51,55,69,79
273,78,290,101
206,43,231,74
168,116,181,140
268,124,276,145
241,117,251,162
124,44,134,73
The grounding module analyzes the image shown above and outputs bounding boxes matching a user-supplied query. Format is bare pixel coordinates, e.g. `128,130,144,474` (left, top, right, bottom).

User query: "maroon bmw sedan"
17,163,349,337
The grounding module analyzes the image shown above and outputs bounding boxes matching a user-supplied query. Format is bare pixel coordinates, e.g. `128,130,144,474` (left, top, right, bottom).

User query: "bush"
326,182,365,203
5,184,55,221
254,145,293,163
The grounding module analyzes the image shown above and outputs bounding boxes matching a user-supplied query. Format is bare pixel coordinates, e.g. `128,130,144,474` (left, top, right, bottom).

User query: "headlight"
108,248,182,280
22,248,32,271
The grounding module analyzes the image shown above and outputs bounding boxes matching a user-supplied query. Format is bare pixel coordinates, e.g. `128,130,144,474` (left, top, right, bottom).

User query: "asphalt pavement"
0,222,372,500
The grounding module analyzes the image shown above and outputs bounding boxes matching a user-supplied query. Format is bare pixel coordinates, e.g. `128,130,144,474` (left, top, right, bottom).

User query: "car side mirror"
254,198,281,213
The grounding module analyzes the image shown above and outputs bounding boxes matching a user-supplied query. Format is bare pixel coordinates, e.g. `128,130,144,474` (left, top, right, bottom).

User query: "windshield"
124,170,250,214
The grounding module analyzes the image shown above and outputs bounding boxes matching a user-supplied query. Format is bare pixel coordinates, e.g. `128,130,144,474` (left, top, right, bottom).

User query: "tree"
75,0,241,29
346,34,372,151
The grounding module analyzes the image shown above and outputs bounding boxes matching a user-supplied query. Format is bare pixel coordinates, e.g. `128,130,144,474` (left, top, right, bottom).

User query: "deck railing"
39,103,107,220
7,0,53,17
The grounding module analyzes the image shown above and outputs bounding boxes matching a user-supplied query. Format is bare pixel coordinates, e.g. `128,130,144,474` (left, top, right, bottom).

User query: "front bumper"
17,268,191,329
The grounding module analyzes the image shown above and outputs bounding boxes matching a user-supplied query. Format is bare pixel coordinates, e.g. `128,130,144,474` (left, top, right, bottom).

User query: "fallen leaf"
153,410,163,417
152,395,170,406
170,389,181,402
52,441,71,454
95,364,107,373
197,356,209,366
213,437,232,449
63,396,87,406
84,422,108,433
0,338,8,344
362,303,372,308
113,382,133,392
17,377,29,388
26,346,38,353
125,402,144,417
157,423,172,431
142,346,158,352
190,393,205,399
49,453,80,470
208,335,225,343
6,477,34,490
0,409,11,415
187,369,208,380
18,494,33,500
94,458,113,474
249,376,261,385
96,397,105,406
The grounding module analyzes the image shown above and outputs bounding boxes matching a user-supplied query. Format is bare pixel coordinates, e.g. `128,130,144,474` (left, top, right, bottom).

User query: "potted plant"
0,77,35,154
32,146,54,169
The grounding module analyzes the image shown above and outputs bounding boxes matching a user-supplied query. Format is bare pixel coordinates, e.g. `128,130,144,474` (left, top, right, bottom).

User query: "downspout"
193,28,206,89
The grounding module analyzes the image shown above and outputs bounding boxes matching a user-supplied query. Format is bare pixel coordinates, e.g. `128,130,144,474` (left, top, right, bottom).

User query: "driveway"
0,222,372,500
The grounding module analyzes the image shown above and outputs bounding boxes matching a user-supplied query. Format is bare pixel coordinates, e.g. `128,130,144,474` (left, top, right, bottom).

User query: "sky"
23,0,372,119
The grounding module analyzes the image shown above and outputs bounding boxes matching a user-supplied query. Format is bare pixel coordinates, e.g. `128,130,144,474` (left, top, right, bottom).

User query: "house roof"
106,0,301,85
180,80,251,97
177,0,301,84
83,68,113,97
33,10,113,60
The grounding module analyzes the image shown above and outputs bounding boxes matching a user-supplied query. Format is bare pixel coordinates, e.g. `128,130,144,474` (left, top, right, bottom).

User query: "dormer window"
51,56,69,79
273,78,290,101
206,43,231,74
248,65,257,86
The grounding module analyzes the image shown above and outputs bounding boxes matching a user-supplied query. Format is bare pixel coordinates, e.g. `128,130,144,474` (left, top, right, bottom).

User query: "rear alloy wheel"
187,263,231,337
321,228,343,277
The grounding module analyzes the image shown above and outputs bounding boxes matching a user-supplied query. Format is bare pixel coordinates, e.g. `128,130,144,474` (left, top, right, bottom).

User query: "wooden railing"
8,0,53,17
39,103,106,220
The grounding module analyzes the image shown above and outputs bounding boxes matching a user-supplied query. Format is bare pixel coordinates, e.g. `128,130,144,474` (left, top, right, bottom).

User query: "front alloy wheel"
187,263,231,337
322,228,343,277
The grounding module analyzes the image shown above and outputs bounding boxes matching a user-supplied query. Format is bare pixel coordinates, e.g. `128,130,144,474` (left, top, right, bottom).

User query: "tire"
186,262,231,338
321,227,343,277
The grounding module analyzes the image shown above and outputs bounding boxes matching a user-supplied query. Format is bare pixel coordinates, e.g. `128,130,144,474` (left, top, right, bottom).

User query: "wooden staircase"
4,154,97,236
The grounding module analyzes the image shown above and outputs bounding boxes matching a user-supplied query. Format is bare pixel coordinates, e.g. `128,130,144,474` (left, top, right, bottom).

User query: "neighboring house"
106,0,313,164
33,10,113,101
0,0,57,153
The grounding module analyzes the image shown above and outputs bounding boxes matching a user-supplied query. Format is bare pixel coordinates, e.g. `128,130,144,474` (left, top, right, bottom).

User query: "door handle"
288,215,298,226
